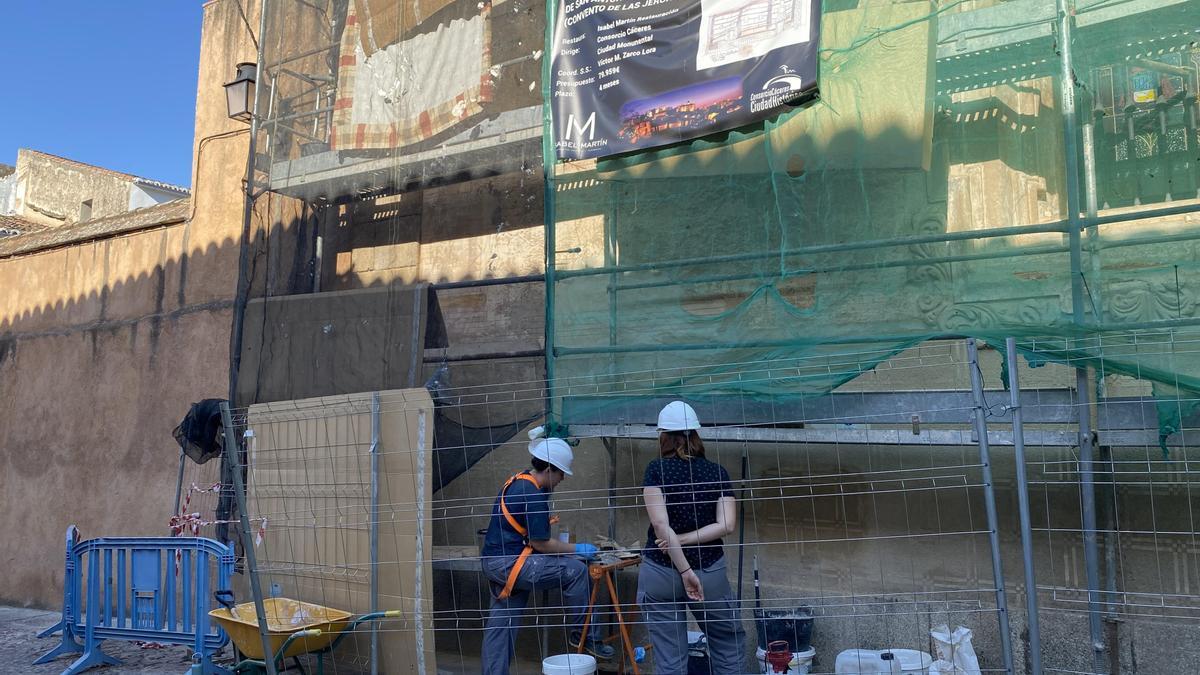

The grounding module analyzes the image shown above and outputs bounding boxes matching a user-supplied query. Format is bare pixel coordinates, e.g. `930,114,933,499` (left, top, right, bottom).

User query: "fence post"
967,338,1015,675
370,391,381,675
1005,338,1043,675
415,407,428,675
220,401,278,675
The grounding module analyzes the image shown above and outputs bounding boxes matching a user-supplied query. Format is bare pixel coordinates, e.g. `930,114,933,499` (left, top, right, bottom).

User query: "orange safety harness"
495,472,558,601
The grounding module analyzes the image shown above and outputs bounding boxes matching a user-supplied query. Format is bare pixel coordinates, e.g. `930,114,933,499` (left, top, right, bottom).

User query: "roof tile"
0,199,191,258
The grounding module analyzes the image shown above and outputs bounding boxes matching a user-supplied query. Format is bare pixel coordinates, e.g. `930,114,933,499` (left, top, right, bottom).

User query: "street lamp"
224,62,257,123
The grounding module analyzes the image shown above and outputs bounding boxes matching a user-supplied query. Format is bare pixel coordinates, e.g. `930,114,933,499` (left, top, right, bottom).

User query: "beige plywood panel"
247,389,437,673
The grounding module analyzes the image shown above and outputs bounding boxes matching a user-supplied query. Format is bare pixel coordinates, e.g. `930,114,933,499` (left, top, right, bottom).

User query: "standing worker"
638,401,746,674
481,428,616,674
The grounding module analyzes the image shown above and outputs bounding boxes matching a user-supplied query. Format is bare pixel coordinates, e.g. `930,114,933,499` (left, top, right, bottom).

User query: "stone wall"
11,149,134,226
0,0,260,608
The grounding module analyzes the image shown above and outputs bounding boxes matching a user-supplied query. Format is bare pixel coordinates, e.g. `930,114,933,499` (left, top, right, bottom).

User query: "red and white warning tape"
168,482,268,571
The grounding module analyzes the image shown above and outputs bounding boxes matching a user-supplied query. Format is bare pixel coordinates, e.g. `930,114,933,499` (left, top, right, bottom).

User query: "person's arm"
529,537,577,554
664,496,736,547
644,486,704,601
523,490,596,556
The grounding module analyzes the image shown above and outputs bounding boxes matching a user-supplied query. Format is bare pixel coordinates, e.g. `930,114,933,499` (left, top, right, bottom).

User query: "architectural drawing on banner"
696,0,812,70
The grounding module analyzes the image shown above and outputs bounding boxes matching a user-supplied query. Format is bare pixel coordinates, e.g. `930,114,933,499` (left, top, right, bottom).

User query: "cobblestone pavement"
0,605,236,674
1,604,547,674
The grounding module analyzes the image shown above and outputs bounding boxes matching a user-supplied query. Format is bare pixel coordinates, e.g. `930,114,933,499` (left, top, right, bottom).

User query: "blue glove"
574,543,598,559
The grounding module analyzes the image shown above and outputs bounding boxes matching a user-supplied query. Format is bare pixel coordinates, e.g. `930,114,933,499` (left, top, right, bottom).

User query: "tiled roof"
21,149,191,196
0,214,46,236
0,198,191,259
133,177,191,195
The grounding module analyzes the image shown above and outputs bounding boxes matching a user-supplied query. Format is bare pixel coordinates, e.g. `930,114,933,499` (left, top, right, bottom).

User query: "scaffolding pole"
541,0,559,412
1005,338,1043,675
1057,0,1108,670
967,338,1014,675
220,402,277,675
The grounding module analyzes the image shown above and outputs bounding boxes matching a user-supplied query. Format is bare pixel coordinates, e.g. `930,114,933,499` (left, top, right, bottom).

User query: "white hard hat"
527,426,574,475
657,401,701,431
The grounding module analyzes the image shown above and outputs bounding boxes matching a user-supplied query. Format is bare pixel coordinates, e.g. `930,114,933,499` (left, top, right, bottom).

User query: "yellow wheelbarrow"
209,591,400,674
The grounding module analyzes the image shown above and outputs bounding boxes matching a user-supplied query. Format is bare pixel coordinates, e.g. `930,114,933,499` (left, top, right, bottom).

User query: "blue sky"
0,3,203,188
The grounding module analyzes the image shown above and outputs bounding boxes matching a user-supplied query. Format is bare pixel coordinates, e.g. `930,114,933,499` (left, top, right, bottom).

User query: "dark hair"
532,457,563,474
659,430,705,459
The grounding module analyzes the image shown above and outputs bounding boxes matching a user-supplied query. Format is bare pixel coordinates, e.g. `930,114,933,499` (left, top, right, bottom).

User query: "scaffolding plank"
266,106,542,201
569,423,1186,448
562,390,1193,430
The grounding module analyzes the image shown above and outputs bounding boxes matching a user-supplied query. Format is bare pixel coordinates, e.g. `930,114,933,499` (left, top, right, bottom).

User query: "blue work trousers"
481,553,599,675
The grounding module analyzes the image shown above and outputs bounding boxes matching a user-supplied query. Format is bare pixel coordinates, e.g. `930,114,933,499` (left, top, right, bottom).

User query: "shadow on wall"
0,182,553,608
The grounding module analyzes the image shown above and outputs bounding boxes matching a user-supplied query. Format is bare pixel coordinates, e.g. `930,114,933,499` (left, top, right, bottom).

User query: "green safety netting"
544,0,1200,434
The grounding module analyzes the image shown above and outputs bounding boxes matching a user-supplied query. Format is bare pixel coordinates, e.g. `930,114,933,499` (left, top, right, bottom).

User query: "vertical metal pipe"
540,0,560,412
603,437,618,541
1058,0,1085,324
370,392,380,675
606,202,618,351
1083,120,1099,222
736,448,748,603
310,202,323,295
1076,367,1106,668
414,408,428,675
219,402,277,675
967,339,1015,675
1057,1,1108,669
1082,46,1120,659
1100,443,1118,615
227,0,271,408
1005,338,1043,675
173,451,186,523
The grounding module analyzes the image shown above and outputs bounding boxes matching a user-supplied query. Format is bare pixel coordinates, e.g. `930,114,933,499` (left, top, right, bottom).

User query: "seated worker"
481,429,615,674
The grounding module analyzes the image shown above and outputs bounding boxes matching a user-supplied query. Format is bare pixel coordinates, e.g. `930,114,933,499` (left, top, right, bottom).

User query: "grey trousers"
481,553,599,675
637,556,746,675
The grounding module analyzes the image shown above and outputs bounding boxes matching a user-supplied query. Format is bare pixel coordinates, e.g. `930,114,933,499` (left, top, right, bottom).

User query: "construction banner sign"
550,0,821,159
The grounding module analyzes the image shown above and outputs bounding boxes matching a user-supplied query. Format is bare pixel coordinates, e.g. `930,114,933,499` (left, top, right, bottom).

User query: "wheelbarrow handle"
214,590,236,610
273,628,324,667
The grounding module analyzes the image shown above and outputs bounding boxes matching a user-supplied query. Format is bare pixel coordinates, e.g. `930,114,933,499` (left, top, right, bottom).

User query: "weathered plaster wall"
12,149,133,226
0,0,260,608
0,172,16,216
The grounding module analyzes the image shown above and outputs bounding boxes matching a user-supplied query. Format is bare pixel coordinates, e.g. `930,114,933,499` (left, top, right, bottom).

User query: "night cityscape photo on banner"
550,0,821,159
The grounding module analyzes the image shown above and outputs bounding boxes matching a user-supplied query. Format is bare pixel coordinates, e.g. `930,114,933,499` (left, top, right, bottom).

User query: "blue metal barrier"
33,525,82,659
36,527,235,675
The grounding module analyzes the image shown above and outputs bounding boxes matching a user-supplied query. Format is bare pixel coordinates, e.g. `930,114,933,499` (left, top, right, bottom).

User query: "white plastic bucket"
756,646,816,674
891,649,933,674
542,653,597,675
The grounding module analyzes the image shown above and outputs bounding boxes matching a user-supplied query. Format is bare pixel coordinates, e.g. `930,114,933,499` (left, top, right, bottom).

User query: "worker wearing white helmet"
480,427,615,674
638,401,746,673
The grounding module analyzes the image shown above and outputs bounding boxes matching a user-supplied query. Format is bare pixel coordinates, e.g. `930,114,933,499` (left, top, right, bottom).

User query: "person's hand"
574,543,598,560
681,569,704,601
656,534,691,550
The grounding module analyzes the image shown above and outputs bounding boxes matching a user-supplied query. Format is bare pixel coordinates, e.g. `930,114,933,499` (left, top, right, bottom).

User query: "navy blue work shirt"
481,472,552,557
642,456,734,570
